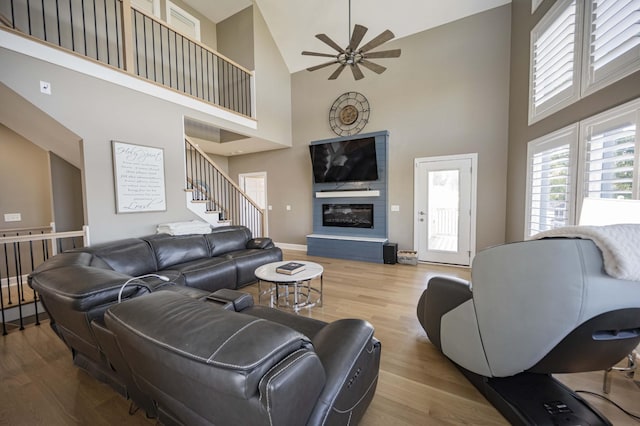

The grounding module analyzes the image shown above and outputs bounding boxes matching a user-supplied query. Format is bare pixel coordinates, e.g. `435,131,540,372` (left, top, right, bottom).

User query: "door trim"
413,153,478,266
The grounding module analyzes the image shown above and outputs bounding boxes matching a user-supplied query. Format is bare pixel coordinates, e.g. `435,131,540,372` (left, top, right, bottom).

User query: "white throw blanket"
157,220,212,235
533,224,640,281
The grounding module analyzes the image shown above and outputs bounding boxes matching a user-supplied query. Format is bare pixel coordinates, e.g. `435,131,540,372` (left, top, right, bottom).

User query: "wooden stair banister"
184,136,266,236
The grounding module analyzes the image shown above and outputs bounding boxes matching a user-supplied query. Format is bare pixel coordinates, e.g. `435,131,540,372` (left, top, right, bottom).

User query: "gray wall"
1,2,292,244
0,125,52,230
505,0,640,242
217,6,254,71
229,5,512,250
50,152,84,232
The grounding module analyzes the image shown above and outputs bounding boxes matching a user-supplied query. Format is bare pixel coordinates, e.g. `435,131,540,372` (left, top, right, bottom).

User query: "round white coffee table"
255,261,323,312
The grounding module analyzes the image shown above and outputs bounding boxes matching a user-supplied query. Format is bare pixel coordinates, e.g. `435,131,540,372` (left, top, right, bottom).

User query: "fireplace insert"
322,204,373,228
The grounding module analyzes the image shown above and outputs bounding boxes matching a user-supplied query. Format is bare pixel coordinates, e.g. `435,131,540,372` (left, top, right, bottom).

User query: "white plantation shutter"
526,125,578,238
529,0,582,124
583,0,640,94
581,116,637,200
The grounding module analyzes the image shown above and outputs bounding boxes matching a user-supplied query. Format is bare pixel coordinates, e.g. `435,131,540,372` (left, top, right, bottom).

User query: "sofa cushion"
79,238,157,277
146,234,210,270
161,257,237,291
105,291,315,399
205,226,252,257
225,248,283,288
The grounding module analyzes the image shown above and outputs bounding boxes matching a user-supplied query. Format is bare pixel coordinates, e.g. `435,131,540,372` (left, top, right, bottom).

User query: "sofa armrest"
258,350,326,426
246,237,274,249
30,265,158,311
308,319,380,425
417,275,472,351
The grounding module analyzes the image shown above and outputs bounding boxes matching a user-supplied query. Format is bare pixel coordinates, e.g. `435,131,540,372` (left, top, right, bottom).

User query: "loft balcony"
0,0,253,118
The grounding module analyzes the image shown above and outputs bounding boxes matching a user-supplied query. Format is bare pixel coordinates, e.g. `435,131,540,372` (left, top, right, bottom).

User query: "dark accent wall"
505,0,640,242
310,131,389,239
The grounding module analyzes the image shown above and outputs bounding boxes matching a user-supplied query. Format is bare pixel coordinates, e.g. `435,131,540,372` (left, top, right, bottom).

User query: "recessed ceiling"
183,0,511,74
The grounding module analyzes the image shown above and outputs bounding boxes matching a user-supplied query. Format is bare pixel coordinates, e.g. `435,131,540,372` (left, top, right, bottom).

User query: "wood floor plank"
1,250,638,425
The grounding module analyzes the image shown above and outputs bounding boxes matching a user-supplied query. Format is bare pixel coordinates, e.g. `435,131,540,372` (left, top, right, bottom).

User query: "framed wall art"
112,141,166,213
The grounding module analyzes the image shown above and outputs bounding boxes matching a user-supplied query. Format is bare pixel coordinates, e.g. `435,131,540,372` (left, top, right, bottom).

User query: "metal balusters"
0,227,87,333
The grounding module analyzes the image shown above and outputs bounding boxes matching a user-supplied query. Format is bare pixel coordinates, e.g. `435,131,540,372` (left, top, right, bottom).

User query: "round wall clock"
329,92,370,136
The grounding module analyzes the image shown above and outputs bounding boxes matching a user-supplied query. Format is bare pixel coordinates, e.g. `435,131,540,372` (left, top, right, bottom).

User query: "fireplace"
322,204,373,228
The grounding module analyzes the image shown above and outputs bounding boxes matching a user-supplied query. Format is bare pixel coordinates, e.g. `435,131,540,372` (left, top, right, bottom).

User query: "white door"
239,172,267,233
414,154,477,266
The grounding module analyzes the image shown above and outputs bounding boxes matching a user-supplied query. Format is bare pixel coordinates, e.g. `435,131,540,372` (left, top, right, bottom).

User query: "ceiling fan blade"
348,24,368,51
302,51,337,58
315,33,345,53
350,63,365,80
364,49,401,59
307,60,338,72
328,64,347,80
359,29,395,53
360,60,386,74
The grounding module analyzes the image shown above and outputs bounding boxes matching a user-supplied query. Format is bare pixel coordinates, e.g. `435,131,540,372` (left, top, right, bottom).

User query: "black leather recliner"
105,290,381,425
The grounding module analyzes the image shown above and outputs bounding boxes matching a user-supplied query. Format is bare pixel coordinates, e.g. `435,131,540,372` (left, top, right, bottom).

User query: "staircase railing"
185,137,265,237
0,225,89,335
0,0,253,117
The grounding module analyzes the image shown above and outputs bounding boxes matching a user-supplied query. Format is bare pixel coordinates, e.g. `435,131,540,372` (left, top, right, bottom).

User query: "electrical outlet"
4,213,21,222
40,81,51,95
268,205,273,210
286,205,291,211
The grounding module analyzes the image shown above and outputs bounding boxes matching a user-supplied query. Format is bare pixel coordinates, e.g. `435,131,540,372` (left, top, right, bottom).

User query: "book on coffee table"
276,262,306,275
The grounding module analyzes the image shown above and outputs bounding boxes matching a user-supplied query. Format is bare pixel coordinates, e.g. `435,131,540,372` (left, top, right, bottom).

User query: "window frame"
577,97,640,215
524,97,640,237
528,0,583,125
525,124,579,238
528,0,640,124
581,0,640,96
166,1,201,42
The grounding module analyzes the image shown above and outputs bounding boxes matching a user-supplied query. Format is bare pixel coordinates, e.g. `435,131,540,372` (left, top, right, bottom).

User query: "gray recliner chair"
417,237,640,425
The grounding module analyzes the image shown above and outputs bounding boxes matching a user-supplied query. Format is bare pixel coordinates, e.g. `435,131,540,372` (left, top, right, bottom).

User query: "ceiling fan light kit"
302,0,401,80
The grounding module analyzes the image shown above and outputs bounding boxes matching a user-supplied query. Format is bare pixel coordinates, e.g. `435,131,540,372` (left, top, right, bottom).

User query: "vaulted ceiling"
183,0,511,73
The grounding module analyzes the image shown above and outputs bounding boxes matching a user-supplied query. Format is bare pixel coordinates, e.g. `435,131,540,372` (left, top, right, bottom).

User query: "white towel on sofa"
157,220,212,235
533,224,640,281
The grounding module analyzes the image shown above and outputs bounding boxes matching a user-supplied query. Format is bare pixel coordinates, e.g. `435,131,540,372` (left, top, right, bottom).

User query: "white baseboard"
275,242,307,252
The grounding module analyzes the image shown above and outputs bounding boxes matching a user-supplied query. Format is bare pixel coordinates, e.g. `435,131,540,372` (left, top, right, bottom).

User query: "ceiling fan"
301,0,401,80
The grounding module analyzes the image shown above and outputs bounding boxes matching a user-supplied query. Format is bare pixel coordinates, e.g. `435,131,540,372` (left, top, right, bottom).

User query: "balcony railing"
0,225,89,335
1,0,253,117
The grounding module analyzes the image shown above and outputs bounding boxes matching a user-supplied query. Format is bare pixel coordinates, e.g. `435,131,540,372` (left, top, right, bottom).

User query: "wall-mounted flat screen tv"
309,137,378,183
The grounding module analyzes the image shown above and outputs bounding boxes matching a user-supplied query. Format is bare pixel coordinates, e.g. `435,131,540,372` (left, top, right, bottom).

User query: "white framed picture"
112,141,166,213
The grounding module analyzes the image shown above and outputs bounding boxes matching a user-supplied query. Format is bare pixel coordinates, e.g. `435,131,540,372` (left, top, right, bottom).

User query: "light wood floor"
1,250,638,425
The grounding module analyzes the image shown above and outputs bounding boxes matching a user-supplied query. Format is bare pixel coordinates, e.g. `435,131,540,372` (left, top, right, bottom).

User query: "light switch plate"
4,213,21,222
391,205,400,212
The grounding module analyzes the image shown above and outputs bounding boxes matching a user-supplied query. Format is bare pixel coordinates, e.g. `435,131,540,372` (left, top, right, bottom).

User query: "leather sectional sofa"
28,225,381,425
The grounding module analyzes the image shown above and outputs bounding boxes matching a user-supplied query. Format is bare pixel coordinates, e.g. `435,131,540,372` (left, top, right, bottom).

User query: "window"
582,0,640,95
166,1,201,42
525,125,578,237
525,97,640,237
131,0,160,17
529,0,640,124
578,99,639,206
529,0,582,123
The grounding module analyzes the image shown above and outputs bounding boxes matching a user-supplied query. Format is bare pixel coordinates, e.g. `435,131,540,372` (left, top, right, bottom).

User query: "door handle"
418,211,426,215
